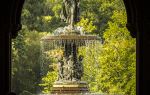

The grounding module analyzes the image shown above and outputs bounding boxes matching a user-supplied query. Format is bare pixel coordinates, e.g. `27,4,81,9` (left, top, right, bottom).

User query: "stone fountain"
41,0,100,94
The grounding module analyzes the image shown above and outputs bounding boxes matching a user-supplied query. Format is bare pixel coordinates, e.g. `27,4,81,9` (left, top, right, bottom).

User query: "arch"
123,0,137,38
10,0,25,38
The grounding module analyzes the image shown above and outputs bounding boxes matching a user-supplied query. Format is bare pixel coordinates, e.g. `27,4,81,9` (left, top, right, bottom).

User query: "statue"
57,56,64,81
67,55,74,80
60,0,80,29
63,57,70,80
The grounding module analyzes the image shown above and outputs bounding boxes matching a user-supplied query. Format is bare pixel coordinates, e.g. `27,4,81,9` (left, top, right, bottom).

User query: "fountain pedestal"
51,81,89,94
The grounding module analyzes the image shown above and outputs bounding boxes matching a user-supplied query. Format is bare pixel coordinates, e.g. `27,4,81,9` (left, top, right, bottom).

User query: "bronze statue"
62,57,69,80
57,54,83,81
66,55,74,81
57,57,64,81
60,0,80,29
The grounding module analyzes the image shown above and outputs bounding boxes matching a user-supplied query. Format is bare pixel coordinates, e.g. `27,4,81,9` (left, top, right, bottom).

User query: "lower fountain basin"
51,81,89,94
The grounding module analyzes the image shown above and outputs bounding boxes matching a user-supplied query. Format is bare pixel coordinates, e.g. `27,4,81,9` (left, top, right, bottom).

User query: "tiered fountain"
41,0,100,94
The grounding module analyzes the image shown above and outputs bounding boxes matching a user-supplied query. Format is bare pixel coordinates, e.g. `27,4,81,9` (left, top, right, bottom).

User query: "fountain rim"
41,35,101,41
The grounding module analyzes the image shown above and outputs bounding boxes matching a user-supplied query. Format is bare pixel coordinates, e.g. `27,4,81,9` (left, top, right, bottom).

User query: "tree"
95,10,136,95
12,26,48,94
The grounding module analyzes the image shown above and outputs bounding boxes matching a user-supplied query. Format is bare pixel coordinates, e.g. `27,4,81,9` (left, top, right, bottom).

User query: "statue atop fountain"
60,0,80,30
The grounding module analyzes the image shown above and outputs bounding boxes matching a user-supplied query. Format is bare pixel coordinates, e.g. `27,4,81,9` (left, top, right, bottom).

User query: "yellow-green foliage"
96,10,136,95
39,48,64,93
39,70,57,94
78,44,102,92
41,16,52,23
76,18,97,33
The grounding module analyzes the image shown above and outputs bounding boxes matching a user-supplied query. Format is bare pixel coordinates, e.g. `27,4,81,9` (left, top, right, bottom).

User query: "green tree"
39,68,57,94
95,10,136,95
21,0,63,32
12,26,48,94
78,44,102,92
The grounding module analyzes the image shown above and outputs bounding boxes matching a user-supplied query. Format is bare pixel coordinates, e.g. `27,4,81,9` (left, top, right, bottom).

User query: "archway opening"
11,0,136,95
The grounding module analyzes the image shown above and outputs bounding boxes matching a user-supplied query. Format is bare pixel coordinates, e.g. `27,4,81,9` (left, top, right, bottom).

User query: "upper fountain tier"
41,26,100,41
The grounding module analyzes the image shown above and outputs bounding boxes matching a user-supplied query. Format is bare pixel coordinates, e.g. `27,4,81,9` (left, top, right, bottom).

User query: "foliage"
78,44,102,92
39,48,63,93
76,17,97,33
95,10,136,95
21,0,63,32
39,70,57,93
12,26,48,94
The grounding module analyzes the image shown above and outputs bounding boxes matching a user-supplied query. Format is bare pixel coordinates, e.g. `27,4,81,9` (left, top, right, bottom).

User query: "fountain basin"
51,81,89,94
41,35,100,41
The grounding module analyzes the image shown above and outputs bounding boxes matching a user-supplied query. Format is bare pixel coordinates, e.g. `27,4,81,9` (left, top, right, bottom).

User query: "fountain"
40,0,100,94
